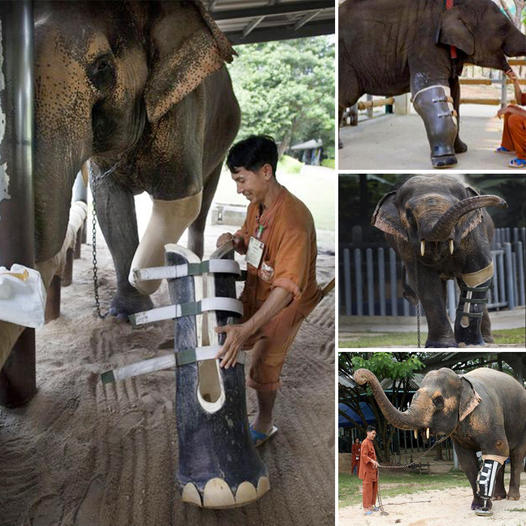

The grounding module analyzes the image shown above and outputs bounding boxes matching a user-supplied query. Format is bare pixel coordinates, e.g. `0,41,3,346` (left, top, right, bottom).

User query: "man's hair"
226,135,278,177
366,425,376,432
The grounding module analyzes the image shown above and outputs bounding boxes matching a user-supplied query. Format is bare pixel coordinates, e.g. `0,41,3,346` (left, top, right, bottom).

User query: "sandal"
509,157,526,168
496,146,512,153
250,425,278,447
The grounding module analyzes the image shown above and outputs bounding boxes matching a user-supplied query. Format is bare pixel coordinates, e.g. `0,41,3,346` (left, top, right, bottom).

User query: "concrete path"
338,105,526,171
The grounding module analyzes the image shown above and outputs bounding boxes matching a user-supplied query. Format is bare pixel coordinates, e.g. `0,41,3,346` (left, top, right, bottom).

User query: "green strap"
176,348,198,366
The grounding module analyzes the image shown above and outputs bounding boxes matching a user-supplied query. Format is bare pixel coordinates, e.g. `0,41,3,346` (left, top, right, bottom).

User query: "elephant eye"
433,396,444,409
87,54,116,92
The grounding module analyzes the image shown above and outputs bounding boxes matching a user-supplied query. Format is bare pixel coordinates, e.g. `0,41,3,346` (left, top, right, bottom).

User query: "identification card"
246,236,264,269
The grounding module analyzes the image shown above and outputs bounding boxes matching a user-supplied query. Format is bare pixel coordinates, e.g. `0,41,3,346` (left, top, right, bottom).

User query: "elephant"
354,367,526,516
339,0,526,168
0,1,240,369
371,175,507,348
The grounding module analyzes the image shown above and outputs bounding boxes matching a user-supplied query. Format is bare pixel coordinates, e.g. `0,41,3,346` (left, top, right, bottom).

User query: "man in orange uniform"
216,135,321,446
497,68,526,168
359,426,379,515
351,438,361,475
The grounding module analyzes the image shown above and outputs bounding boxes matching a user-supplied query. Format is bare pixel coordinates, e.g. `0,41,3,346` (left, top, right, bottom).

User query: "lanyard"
256,224,265,240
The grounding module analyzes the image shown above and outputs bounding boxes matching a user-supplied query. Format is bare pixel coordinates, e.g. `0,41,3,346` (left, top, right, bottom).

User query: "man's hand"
497,105,511,119
372,460,379,469
216,232,244,252
506,69,519,82
215,323,253,368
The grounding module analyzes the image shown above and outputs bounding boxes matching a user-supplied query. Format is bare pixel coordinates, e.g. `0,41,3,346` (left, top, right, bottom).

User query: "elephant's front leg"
411,80,458,169
406,263,456,347
453,442,484,510
90,167,153,319
449,76,467,154
455,262,494,346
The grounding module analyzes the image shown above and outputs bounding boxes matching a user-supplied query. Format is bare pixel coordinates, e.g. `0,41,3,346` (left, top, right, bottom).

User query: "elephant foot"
425,339,458,348
109,286,153,321
471,497,492,515
338,140,343,149
431,154,457,169
493,495,505,501
454,137,468,154
506,492,520,501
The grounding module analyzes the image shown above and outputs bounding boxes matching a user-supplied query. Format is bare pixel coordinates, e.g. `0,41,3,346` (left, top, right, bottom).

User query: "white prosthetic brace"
129,191,203,296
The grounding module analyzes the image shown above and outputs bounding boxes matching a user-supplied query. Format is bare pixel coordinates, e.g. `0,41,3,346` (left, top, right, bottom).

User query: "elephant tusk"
420,240,425,257
426,428,430,440
449,239,454,255
414,429,418,440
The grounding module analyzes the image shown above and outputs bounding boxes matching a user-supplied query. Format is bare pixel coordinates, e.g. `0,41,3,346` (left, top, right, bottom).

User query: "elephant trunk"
354,368,424,431
427,195,507,241
503,24,526,57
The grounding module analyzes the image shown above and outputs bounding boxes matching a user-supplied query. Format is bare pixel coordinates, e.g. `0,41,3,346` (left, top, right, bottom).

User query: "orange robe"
351,442,361,475
358,437,378,509
501,96,526,160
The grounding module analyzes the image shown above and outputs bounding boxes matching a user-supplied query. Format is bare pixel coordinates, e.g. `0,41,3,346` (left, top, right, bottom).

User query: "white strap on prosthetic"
128,192,203,296
130,297,243,326
133,259,241,282
412,84,457,126
460,262,494,328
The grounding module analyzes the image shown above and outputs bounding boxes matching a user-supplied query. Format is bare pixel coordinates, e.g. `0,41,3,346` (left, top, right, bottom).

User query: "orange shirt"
352,442,361,460
236,185,321,318
358,438,378,481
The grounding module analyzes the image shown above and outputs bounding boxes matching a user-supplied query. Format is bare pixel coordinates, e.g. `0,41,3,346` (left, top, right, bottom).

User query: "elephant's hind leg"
90,164,153,320
508,446,526,500
188,161,223,259
493,463,506,500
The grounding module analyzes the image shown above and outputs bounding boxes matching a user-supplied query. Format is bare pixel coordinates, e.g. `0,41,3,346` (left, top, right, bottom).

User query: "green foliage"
228,36,335,158
351,352,424,381
277,154,303,175
321,158,335,169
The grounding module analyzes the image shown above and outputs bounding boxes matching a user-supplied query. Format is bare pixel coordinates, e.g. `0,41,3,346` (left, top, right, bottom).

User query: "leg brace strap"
133,259,241,282
477,459,501,503
130,297,243,327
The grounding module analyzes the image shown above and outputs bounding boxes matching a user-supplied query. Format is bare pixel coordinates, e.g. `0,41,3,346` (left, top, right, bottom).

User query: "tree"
339,352,424,462
228,36,335,158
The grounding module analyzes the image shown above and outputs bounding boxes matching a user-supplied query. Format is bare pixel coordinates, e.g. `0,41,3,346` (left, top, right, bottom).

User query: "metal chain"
91,189,108,319
417,302,421,348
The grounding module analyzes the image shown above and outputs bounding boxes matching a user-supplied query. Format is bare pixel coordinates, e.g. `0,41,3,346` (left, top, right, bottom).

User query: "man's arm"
507,69,523,105
216,232,247,254
215,286,292,368
362,442,379,468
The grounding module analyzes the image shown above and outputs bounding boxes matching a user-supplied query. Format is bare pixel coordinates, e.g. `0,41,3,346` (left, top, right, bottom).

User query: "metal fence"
339,227,526,317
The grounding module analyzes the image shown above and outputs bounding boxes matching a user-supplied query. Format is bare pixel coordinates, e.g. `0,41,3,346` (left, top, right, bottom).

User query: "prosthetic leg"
101,242,269,509
475,458,502,516
412,85,458,169
455,263,493,346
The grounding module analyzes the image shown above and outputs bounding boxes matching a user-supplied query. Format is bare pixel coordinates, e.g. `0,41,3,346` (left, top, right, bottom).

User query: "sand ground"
339,484,526,526
0,218,335,526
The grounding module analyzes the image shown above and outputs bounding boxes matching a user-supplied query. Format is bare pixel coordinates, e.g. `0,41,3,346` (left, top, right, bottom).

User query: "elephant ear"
145,0,236,124
456,185,484,240
459,376,481,422
371,191,408,241
437,6,475,56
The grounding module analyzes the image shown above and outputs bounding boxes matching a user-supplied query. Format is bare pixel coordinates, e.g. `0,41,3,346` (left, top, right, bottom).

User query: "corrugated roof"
207,0,335,44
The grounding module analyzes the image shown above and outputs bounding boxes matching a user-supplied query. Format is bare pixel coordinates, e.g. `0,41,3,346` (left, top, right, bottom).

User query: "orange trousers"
501,113,526,159
362,475,378,509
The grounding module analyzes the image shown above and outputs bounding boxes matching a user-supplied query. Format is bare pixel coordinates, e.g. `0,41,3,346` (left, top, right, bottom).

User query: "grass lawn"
339,327,526,348
339,470,468,508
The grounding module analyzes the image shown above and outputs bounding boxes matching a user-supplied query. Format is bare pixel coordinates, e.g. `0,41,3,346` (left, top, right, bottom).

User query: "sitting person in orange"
351,438,361,475
359,425,379,515
497,68,526,168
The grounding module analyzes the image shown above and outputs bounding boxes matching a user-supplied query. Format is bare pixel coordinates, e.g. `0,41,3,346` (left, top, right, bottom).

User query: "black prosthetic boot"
413,85,458,169
166,243,269,509
475,459,500,516
455,277,492,346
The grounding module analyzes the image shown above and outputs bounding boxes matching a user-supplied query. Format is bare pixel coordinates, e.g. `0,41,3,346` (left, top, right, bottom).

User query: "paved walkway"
338,106,525,171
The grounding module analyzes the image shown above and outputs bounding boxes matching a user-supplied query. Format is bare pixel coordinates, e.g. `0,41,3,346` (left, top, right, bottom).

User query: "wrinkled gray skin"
355,367,526,512
372,175,507,347
33,1,240,318
339,0,526,154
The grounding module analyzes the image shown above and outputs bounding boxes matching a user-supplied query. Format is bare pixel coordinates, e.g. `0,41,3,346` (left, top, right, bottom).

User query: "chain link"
91,190,108,319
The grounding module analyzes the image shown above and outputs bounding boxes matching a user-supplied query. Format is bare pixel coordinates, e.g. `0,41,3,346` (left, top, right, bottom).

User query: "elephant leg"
493,463,506,500
508,446,526,500
475,458,502,515
407,263,456,347
449,76,467,154
481,307,494,344
453,442,483,510
89,166,153,319
455,262,494,346
188,161,222,259
412,84,458,169
338,65,360,149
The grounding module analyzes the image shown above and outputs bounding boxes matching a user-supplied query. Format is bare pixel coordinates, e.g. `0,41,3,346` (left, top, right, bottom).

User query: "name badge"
246,236,264,268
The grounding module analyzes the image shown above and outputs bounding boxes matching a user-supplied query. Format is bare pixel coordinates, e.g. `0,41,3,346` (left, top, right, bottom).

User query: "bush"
321,158,335,169
278,154,303,175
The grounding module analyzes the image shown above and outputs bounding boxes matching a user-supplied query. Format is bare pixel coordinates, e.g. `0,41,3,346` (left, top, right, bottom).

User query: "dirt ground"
0,224,335,526
340,484,526,526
